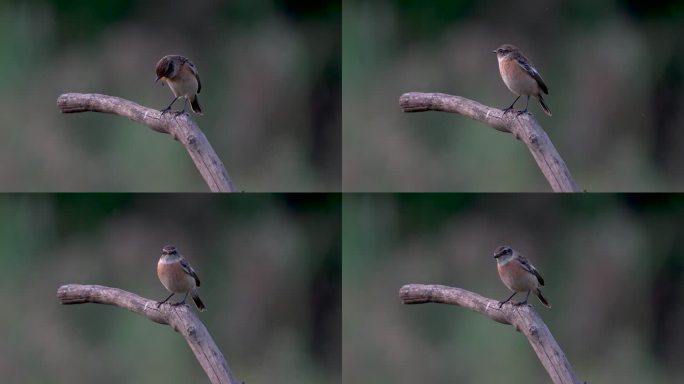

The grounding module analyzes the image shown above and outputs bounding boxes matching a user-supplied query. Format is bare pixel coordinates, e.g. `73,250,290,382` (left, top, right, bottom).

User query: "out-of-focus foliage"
343,0,684,191
343,194,684,383
0,0,340,191
0,194,341,383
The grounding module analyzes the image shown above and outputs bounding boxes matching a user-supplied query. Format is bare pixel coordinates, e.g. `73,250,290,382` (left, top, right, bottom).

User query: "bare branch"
57,284,240,384
399,92,580,192
57,93,237,192
399,284,581,384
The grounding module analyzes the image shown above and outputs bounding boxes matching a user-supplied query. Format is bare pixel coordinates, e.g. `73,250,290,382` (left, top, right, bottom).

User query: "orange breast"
157,260,194,293
497,260,538,292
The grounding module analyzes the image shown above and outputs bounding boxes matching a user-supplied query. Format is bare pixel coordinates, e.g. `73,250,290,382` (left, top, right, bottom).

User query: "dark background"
0,0,340,191
0,194,341,383
343,194,684,383
343,0,684,191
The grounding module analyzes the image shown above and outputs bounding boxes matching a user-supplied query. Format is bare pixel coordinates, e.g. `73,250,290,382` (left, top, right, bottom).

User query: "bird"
493,245,550,308
155,55,202,115
493,44,552,117
156,245,206,311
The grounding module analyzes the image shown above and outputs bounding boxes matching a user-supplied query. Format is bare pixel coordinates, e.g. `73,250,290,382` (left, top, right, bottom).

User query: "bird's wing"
516,58,549,95
187,60,202,94
180,258,201,287
518,254,545,286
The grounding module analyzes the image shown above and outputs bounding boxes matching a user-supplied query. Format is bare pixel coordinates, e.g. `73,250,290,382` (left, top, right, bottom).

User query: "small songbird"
156,245,206,312
493,245,550,308
493,44,552,117
155,55,202,115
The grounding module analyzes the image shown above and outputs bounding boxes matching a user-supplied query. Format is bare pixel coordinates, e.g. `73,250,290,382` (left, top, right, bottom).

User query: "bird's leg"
173,291,190,306
502,96,521,114
174,97,189,117
161,96,180,114
514,290,532,306
498,292,518,308
516,95,531,116
156,292,175,308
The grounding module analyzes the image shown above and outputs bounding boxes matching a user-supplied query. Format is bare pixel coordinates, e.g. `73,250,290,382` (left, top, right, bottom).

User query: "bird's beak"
155,76,160,83
492,49,497,54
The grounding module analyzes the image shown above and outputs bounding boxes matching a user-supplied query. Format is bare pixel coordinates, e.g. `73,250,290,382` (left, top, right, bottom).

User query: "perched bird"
493,44,552,117
156,245,206,311
493,245,550,308
155,55,202,115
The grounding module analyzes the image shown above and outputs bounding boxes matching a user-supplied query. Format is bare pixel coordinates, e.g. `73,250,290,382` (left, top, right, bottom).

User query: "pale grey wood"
57,93,236,192
400,284,582,384
57,284,239,384
399,92,580,192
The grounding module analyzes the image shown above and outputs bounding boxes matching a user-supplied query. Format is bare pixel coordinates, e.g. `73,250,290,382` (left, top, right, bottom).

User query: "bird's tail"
535,288,551,308
192,292,207,312
538,95,552,117
190,95,203,115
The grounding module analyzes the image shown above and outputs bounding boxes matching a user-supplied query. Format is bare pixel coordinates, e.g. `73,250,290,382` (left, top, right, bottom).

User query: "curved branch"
57,284,240,384
399,284,581,384
57,93,236,192
399,92,580,192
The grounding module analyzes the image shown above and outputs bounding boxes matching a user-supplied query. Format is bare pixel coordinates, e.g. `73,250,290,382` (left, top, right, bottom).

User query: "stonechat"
493,245,550,308
493,44,552,117
155,55,202,115
156,245,206,311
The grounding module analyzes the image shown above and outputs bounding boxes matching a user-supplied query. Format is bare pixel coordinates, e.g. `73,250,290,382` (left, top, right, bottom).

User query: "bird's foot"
514,300,529,306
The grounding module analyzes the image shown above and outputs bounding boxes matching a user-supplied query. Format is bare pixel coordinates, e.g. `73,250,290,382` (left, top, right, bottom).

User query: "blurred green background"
343,194,684,383
343,0,684,191
0,194,340,383
0,0,340,191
